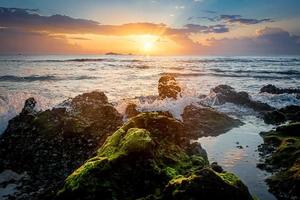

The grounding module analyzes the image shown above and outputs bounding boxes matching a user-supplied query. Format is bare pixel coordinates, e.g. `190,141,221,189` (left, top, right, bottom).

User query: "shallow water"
0,55,300,199
198,115,276,200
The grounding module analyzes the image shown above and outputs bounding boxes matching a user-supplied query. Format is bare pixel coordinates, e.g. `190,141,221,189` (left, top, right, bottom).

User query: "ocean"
0,55,300,199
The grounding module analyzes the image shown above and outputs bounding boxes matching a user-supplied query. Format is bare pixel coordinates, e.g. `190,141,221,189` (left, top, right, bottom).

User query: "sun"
143,41,154,52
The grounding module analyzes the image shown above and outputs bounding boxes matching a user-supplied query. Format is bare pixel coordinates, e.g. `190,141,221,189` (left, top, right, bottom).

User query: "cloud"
184,24,229,33
201,27,300,55
0,28,80,54
220,15,273,25
189,13,273,25
0,7,226,36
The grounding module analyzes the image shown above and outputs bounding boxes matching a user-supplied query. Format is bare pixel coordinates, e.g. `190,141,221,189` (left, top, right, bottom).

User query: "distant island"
105,52,134,56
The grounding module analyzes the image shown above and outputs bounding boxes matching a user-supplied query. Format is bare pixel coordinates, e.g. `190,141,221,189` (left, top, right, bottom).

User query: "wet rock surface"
260,84,300,94
58,113,253,200
182,105,243,138
0,91,123,199
263,105,300,124
258,122,300,200
211,85,274,112
158,75,182,100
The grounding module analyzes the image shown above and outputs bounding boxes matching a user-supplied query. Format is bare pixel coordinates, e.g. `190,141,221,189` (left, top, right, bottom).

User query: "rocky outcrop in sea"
0,75,299,200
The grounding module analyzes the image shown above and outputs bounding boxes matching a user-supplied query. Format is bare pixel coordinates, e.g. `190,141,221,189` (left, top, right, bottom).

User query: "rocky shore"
0,77,299,200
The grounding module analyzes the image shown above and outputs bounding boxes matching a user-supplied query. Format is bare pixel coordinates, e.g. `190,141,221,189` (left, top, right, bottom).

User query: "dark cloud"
0,7,101,33
0,7,227,36
220,14,273,25
200,27,300,55
201,10,217,14
0,28,80,54
189,13,273,25
184,24,229,33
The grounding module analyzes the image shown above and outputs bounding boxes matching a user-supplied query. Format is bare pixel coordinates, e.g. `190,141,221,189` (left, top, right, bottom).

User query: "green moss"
260,121,300,199
218,172,241,187
98,128,153,160
58,157,110,195
58,113,251,200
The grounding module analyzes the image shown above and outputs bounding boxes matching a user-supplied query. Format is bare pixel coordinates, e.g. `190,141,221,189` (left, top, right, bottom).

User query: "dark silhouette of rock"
211,162,224,173
260,84,300,94
263,105,300,124
0,91,122,199
21,97,37,115
158,75,181,99
211,85,274,112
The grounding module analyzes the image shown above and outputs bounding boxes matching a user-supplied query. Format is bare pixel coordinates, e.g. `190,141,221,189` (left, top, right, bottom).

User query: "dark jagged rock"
211,162,224,173
182,105,243,138
258,122,300,200
58,113,253,200
260,84,300,94
21,97,37,115
158,75,181,99
211,85,274,112
0,91,122,199
263,105,300,124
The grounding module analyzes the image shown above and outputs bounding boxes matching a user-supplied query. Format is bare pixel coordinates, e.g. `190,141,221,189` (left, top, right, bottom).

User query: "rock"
158,75,181,99
125,103,140,119
58,113,253,200
211,162,223,173
260,84,300,94
21,97,37,115
258,122,300,200
211,85,274,112
0,91,122,199
163,168,252,200
182,105,243,138
263,105,300,124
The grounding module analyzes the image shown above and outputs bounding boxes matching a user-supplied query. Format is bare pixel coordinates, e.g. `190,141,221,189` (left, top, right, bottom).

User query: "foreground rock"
260,84,300,94
211,85,274,112
263,105,300,124
258,122,300,200
0,91,122,199
58,113,253,200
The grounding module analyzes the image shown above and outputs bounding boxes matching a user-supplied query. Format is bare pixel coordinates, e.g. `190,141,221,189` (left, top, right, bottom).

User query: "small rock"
158,75,181,99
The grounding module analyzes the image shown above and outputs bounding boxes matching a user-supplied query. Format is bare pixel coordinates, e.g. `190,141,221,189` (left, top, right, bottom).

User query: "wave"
160,72,299,79
0,75,98,82
0,58,148,63
181,58,300,64
211,69,300,75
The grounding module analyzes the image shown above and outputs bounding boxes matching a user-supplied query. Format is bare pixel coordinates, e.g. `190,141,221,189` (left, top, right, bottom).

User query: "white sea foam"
0,91,56,133
253,93,300,109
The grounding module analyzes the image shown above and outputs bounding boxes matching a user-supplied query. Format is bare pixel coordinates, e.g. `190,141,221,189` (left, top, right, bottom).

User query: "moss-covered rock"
58,113,253,200
163,169,252,200
0,91,123,199
258,122,300,199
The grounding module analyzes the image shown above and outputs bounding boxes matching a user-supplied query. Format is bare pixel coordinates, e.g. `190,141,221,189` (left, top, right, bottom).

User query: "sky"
0,0,300,55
